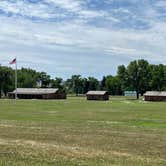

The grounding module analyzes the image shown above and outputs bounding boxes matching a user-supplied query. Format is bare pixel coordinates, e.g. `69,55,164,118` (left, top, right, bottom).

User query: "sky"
0,0,166,79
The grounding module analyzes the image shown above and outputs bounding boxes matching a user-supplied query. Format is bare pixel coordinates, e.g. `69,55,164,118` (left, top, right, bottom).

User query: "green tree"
117,65,128,93
100,76,106,90
38,72,51,88
0,66,14,97
126,59,150,99
51,77,65,92
82,78,89,94
105,75,122,95
65,75,83,95
18,68,39,88
88,77,99,91
150,64,166,91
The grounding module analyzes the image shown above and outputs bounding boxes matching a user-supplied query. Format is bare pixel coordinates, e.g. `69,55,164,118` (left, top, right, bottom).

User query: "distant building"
8,88,66,100
86,91,109,101
144,91,166,101
124,91,137,97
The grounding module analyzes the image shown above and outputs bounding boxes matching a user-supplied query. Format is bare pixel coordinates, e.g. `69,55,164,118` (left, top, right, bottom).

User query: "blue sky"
0,0,166,79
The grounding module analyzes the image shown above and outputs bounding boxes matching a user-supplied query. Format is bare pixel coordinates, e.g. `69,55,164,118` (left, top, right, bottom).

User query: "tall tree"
51,77,65,92
38,72,51,88
126,59,150,99
66,75,83,95
0,66,13,97
105,75,122,95
150,64,166,91
117,65,127,93
100,76,106,90
88,77,99,91
18,68,39,88
82,78,89,94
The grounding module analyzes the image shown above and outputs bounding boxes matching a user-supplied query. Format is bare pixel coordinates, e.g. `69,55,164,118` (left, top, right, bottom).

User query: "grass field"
0,97,166,166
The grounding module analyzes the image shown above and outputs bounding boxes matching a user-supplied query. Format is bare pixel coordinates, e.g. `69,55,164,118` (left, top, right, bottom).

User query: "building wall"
8,93,43,99
42,92,66,99
144,96,166,101
87,94,109,101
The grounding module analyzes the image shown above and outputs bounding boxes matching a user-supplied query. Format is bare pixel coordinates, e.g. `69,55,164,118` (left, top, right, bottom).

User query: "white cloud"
0,0,119,22
0,0,66,19
0,0,166,78
154,1,166,8
45,0,83,12
1,14,166,61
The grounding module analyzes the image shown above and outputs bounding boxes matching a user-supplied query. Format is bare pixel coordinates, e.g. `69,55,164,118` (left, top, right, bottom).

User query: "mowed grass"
0,97,166,166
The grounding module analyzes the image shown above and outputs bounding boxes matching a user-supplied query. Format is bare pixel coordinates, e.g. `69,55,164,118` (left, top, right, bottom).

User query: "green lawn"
0,97,166,166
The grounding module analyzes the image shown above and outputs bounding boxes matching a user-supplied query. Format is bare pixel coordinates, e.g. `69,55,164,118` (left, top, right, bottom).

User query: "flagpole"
15,58,17,101
9,58,17,101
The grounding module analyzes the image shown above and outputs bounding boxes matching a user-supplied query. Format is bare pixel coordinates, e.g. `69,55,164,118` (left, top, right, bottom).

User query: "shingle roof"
12,88,59,95
86,91,108,95
144,91,166,96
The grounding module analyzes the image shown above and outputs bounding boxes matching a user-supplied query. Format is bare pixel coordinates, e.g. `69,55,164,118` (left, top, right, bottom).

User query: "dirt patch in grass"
0,138,130,157
0,137,165,165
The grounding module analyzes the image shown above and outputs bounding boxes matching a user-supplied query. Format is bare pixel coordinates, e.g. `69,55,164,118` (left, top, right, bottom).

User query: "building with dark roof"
144,91,166,101
86,91,109,101
8,88,66,99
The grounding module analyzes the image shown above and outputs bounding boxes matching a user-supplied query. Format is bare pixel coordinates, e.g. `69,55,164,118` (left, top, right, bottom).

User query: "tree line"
0,59,166,99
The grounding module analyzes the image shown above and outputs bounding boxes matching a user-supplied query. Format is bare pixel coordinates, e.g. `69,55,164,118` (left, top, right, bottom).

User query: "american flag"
9,58,16,65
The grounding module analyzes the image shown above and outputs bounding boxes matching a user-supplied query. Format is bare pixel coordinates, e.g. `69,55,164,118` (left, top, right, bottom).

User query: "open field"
0,97,166,166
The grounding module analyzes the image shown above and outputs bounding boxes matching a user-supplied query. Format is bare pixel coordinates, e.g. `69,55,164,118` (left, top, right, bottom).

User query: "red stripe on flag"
10,58,16,65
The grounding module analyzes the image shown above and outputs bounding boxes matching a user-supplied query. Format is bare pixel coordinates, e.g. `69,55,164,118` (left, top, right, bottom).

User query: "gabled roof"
12,88,59,95
144,91,166,97
159,92,166,96
86,91,108,95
